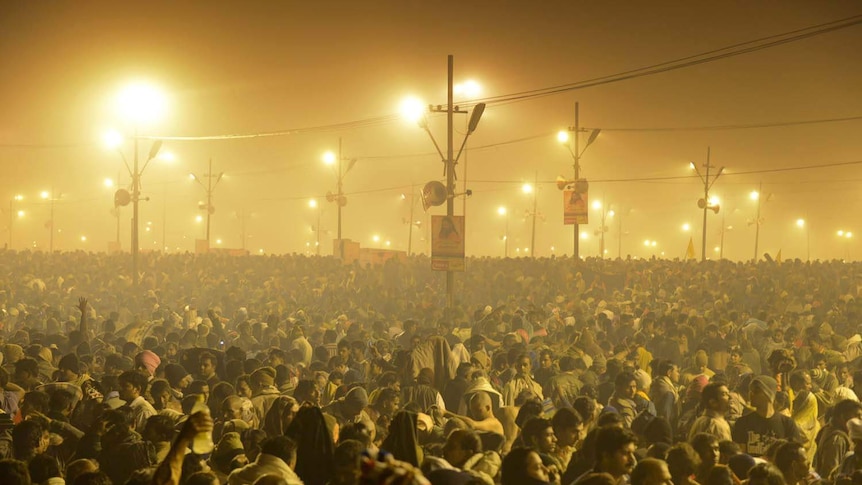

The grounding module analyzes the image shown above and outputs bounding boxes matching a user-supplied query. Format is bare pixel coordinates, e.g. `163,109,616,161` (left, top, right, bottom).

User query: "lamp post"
838,230,853,261
40,189,59,253
190,159,223,249
308,199,322,256
111,82,168,286
8,195,23,250
323,138,356,260
455,79,482,218
498,206,509,257
592,199,614,258
558,102,601,260
522,175,543,258
796,218,809,261
399,55,485,307
690,148,724,261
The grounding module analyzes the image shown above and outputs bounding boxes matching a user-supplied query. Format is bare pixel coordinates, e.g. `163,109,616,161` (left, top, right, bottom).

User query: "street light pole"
530,173,538,258
691,147,723,262
446,56,455,306
753,182,762,261
573,103,580,259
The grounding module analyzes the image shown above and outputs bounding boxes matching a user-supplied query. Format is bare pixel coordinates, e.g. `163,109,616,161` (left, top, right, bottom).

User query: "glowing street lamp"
498,206,509,257
8,195,24,250
838,229,853,260
682,223,691,232
308,198,322,256
558,106,602,259
796,218,809,261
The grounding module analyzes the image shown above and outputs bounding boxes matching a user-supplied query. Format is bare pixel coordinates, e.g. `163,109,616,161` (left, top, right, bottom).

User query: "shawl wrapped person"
285,405,334,485
381,411,424,467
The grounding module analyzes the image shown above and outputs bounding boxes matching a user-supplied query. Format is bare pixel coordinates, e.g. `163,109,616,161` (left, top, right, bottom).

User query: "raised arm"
78,297,89,341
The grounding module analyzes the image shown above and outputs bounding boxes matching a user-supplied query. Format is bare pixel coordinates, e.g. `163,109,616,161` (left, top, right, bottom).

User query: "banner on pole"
431,215,465,272
563,189,589,225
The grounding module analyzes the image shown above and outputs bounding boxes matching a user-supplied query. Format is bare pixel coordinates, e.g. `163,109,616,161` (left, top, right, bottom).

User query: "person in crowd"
774,441,813,485
502,354,544,407
501,447,555,485
631,458,673,485
732,376,804,457
551,406,585,471
649,360,679,431
666,443,701,485
118,370,157,432
227,436,302,485
574,426,637,485
689,381,733,442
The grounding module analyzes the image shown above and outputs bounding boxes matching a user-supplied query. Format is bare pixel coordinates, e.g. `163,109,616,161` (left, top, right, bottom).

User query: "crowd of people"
0,250,862,485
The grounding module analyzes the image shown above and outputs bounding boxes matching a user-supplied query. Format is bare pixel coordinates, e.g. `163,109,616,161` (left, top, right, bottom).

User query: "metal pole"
8,198,13,250
337,137,344,260
116,171,121,248
504,213,509,257
807,223,811,262
573,102,580,260
446,55,455,307
530,171,538,258
701,148,710,262
600,200,606,258
720,214,726,259
49,187,55,253
132,129,140,286
206,158,213,247
316,208,321,256
754,182,762,261
407,187,415,256
618,213,622,259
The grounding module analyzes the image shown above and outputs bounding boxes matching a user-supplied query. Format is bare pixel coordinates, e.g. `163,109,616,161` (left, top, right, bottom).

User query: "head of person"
691,433,721,468
701,382,731,414
341,387,368,419
149,379,172,411
831,399,862,430
331,439,364,485
11,420,49,461
515,353,532,377
442,429,482,468
375,387,401,416
631,458,673,485
614,371,638,400
657,360,680,383
501,447,551,485
0,459,31,485
521,417,557,455
551,407,585,448
28,453,61,484
199,352,217,379
748,376,778,411
468,391,493,420
747,463,786,485
65,459,100,485
260,436,298,469
118,370,148,402
595,426,638,479
666,443,702,483
706,465,735,485
774,441,808,482
787,370,811,394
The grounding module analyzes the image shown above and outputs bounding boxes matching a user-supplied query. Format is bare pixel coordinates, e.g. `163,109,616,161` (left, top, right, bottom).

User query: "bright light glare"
308,199,318,209
838,230,845,236
580,231,589,239
399,97,425,123
750,191,759,201
157,151,176,163
522,183,533,194
497,206,507,216
104,178,115,188
372,235,380,243
849,232,854,238
682,223,691,232
796,219,805,228
195,215,203,223
16,210,24,218
80,236,87,242
385,240,391,247
322,151,336,165
103,129,124,149
592,200,602,210
114,82,168,125
216,239,222,245
13,195,23,201
454,79,482,99
644,240,650,246
714,246,721,252
608,210,615,217
651,241,657,247
708,196,720,206
557,131,570,144
40,191,50,200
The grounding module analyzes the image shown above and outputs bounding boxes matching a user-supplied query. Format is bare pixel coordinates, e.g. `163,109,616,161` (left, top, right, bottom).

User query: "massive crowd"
0,250,862,485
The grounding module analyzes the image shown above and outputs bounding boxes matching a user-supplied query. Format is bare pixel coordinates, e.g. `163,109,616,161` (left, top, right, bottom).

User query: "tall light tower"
190,159,223,248
558,104,601,260
690,148,724,262
323,138,356,260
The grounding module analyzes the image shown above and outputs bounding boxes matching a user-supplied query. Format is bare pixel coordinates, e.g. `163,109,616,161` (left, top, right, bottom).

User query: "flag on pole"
776,249,782,263
685,237,696,260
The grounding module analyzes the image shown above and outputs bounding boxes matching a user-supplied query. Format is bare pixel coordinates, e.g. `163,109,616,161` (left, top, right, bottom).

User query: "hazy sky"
2,1,861,260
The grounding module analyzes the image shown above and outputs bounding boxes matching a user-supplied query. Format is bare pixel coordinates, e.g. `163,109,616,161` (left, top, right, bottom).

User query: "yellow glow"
651,241,657,247
13,195,23,201
497,206,507,216
16,210,24,218
644,240,650,246
838,230,845,236
608,210,615,217
259,249,264,254
689,162,696,170
750,191,759,201
714,246,721,252
521,183,533,194
385,240,391,247
580,231,589,239
114,82,168,125
103,178,114,188
216,239,222,245
399,96,426,123
322,151,336,165
308,199,318,208
157,151,176,163
103,129,124,149
682,223,691,232
80,236,87,242
557,131,570,144
848,232,853,239
454,80,482,99
796,219,805,228
40,191,50,200
592,200,602,210
708,196,720,206
372,235,380,243
195,215,203,223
